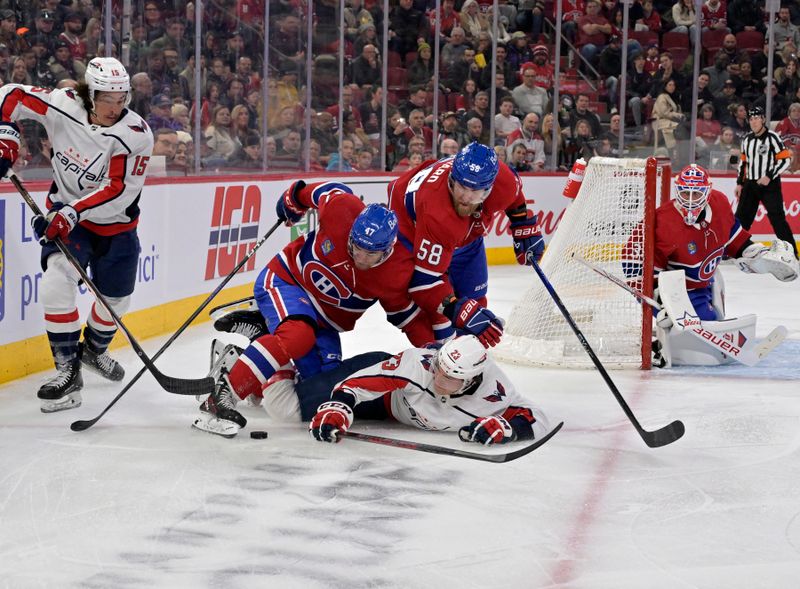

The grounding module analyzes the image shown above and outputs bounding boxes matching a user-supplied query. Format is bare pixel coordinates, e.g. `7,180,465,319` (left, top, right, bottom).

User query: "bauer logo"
205,185,262,280
0,199,5,322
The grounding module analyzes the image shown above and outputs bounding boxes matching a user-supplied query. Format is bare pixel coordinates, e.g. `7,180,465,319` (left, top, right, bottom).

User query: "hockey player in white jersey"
0,57,154,412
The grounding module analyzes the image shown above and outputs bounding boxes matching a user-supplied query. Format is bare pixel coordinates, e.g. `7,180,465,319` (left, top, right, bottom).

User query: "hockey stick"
572,253,786,367
341,421,563,463
528,256,684,448
209,295,257,319
10,173,215,398
70,217,283,431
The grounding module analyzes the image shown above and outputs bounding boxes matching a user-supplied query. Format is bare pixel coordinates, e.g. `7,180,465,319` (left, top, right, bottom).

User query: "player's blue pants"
253,267,343,380
653,285,718,321
450,237,489,302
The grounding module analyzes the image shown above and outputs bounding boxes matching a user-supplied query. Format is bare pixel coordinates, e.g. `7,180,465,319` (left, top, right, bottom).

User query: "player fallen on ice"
622,164,798,367
0,57,154,412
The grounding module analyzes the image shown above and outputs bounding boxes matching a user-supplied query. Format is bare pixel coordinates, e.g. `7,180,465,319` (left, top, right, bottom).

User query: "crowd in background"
1,0,799,175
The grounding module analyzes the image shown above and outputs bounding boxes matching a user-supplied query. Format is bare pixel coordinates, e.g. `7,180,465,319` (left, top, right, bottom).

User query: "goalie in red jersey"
387,142,545,349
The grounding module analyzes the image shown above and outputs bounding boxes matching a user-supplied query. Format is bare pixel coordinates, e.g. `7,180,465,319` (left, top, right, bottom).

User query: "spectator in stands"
386,110,411,169
147,94,183,131
432,0,460,44
207,56,230,91
495,96,522,144
404,108,434,151
715,34,749,68
446,46,481,94
636,0,661,34
599,35,624,110
727,0,765,35
271,105,300,140
682,71,715,113
568,93,603,137
344,0,375,40
507,31,535,73
566,119,596,165
351,44,382,89
627,53,652,129
465,117,485,144
28,10,58,52
393,135,426,170
474,31,493,61
602,113,628,158
512,66,548,116
143,0,165,43
204,105,239,161
409,42,435,89
129,72,153,119
696,104,722,146
327,86,363,130
228,132,262,169
219,29,247,73
465,91,491,140
702,53,730,95
302,139,326,172
460,0,489,40
643,43,660,76
271,13,305,71
671,0,697,42
353,23,378,57
649,52,685,99
152,128,179,164
221,76,246,111
776,58,800,100
311,111,339,159
480,42,515,91
701,0,728,33
736,61,764,105
653,78,685,154
440,137,461,156
710,126,740,171
525,45,554,90
505,112,545,171
399,86,430,121
559,0,586,45
0,9,23,55
171,104,190,132
725,103,749,141
8,57,32,85
326,138,356,171
776,102,800,173
273,129,303,169
49,39,85,83
355,148,375,171
231,104,255,145
440,26,469,76
752,42,782,83
752,81,789,122
508,140,533,173
148,48,181,98
389,0,428,60
264,135,277,162
577,0,613,71
83,18,104,62
542,112,567,170
150,17,191,60
713,78,738,118
438,111,469,148
342,111,372,153
27,131,52,168
359,85,384,141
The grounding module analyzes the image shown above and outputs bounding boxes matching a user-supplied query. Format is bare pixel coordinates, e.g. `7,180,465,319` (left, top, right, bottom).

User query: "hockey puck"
250,430,269,440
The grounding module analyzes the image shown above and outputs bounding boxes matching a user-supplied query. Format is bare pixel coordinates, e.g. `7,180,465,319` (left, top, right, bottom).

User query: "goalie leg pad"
660,314,757,366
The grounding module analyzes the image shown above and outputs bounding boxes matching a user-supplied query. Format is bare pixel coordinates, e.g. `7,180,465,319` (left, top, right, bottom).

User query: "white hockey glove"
736,241,799,282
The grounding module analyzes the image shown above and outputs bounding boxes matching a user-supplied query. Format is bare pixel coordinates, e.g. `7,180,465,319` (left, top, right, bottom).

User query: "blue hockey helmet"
450,142,499,191
348,203,398,263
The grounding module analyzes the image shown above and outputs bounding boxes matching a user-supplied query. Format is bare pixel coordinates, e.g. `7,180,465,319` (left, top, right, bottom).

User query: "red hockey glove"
309,401,354,443
458,416,516,445
276,180,308,226
509,210,544,265
0,121,20,178
42,204,79,241
441,296,504,347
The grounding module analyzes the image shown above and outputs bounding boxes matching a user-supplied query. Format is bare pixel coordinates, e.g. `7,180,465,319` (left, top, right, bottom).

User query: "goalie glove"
736,241,799,282
655,307,673,330
309,401,353,443
458,416,516,445
276,180,308,226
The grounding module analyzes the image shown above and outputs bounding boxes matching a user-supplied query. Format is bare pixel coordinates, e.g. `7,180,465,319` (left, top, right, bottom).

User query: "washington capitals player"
387,142,544,348
622,164,797,365
0,57,153,412
193,181,445,437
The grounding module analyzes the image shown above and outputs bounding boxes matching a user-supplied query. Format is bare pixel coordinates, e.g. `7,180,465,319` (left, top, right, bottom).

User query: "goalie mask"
674,164,711,225
85,57,131,109
432,335,487,396
347,204,398,269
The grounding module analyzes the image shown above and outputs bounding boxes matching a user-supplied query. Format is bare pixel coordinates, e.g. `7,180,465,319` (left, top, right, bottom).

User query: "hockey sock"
44,308,81,367
228,320,316,400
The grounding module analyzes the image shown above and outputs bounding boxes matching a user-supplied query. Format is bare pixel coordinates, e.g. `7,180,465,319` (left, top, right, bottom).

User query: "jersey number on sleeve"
417,239,443,265
132,155,149,176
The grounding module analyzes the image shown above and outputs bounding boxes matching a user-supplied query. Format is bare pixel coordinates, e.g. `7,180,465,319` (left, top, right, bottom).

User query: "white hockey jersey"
0,84,154,235
332,348,549,440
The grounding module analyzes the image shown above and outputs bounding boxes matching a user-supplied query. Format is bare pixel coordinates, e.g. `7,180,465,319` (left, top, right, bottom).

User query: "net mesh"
495,157,658,369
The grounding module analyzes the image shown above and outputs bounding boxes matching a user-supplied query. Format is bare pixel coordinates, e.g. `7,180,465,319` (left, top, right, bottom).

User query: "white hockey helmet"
433,335,488,395
85,57,131,107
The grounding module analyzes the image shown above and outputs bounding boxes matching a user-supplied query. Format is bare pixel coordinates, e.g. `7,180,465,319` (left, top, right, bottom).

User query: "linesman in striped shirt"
735,106,798,259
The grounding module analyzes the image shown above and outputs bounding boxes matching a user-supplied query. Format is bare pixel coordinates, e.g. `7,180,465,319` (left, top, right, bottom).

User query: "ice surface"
1,265,799,588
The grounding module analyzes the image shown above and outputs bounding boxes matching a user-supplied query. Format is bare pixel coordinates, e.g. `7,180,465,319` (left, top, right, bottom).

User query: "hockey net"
495,157,670,370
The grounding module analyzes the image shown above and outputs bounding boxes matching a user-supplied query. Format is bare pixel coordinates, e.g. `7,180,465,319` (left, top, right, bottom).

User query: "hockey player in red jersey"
309,335,550,445
0,57,153,412
387,142,544,348
622,164,798,365
193,181,446,437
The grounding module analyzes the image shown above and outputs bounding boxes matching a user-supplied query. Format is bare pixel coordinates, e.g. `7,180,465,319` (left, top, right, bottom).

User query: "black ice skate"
38,361,84,413
213,310,267,341
80,342,125,381
652,339,667,369
192,372,247,438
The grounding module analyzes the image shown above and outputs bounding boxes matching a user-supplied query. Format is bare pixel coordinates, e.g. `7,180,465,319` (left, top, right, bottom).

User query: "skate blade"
191,414,241,438
40,391,83,413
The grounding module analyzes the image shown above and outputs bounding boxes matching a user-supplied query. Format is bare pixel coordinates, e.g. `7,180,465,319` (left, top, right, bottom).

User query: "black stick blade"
158,375,215,396
641,419,685,448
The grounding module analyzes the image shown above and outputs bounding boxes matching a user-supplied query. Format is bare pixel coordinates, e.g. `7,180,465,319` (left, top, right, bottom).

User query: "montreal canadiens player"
309,335,550,445
193,181,444,437
0,57,153,412
387,142,545,348
622,164,798,365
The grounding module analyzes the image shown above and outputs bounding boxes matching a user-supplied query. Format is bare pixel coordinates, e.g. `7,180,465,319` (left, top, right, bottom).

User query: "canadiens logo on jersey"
483,381,506,403
688,241,697,255
302,260,353,305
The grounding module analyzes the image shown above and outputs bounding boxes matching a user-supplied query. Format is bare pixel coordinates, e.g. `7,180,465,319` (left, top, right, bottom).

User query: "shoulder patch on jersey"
381,355,402,370
483,380,506,403
64,89,76,100
687,241,697,255
128,124,146,133
321,239,334,255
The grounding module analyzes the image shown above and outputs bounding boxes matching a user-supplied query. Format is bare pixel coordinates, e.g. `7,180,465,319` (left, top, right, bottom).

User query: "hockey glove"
0,121,20,178
441,296,504,347
39,204,79,242
276,180,308,226
509,210,544,265
309,401,354,443
458,416,515,445
655,308,673,330
736,241,799,282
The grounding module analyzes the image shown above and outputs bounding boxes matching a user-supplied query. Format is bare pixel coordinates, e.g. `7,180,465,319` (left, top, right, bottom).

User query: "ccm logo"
205,185,262,280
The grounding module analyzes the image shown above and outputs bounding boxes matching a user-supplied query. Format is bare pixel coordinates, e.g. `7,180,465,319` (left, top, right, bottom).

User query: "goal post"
495,157,671,370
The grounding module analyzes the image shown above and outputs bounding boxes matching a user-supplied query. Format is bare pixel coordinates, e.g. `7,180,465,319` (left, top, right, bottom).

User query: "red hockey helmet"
674,164,711,225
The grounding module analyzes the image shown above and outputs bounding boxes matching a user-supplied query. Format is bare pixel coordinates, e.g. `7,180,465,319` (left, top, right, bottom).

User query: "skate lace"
50,365,76,387
94,351,117,372
215,380,237,411
233,320,262,339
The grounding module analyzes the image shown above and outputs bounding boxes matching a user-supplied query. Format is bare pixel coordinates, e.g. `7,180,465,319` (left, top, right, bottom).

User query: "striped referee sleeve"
768,131,792,179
